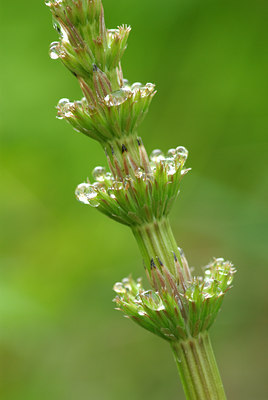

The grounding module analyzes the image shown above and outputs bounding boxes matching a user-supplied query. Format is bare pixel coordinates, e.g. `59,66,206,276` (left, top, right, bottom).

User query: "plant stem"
132,218,188,277
132,220,226,400
171,332,226,400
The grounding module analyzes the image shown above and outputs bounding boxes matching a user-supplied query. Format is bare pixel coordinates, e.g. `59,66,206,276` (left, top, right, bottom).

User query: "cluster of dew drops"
75,146,189,207
49,27,126,62
56,98,78,119
203,259,234,290
185,258,235,302
150,146,188,175
103,81,155,107
113,278,165,314
49,30,155,114
49,34,155,109
55,82,155,121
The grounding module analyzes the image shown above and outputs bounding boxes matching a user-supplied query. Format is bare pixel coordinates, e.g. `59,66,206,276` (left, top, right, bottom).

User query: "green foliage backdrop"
1,0,267,398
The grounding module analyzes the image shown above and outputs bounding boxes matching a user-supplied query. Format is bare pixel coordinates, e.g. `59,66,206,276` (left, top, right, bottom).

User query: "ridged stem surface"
132,220,226,400
171,332,226,400
132,218,183,275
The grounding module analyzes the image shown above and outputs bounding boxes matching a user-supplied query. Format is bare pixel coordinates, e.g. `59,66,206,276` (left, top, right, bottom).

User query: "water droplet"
105,172,113,180
121,278,132,292
131,82,143,90
146,83,155,90
141,290,165,311
166,157,176,176
150,149,164,163
75,183,99,206
92,166,106,182
104,88,131,107
59,98,70,106
113,282,126,294
49,41,60,60
167,148,176,158
57,99,74,119
175,146,188,164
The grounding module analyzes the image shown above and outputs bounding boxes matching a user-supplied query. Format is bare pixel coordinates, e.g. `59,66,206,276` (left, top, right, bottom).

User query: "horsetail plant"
46,1,236,399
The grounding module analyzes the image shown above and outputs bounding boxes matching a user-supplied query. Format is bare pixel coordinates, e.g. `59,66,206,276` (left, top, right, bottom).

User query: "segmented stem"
171,332,226,400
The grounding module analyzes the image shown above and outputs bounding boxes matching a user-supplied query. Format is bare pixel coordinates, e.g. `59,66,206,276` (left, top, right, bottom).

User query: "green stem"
105,134,141,174
171,332,226,400
132,218,188,277
132,219,226,400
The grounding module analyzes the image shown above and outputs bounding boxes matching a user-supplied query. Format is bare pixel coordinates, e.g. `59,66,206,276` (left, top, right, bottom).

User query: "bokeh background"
1,0,268,399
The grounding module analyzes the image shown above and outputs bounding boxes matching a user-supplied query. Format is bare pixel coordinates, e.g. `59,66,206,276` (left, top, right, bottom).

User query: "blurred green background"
1,0,268,399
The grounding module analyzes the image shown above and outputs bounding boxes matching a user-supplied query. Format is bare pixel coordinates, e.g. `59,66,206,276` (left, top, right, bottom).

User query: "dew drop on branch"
150,149,164,163
92,166,106,182
142,290,165,311
175,146,188,164
167,148,176,158
49,42,60,60
131,82,143,90
75,183,99,207
113,282,126,294
104,88,130,107
58,98,70,107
